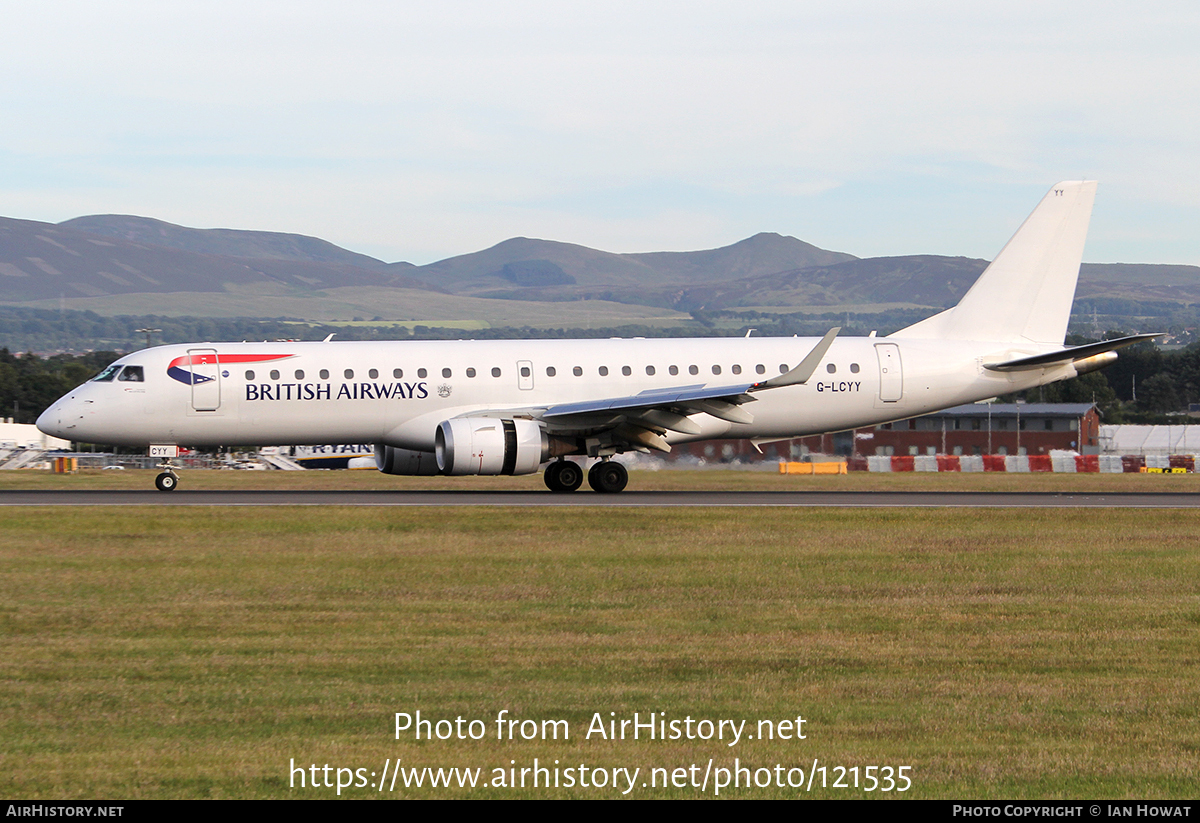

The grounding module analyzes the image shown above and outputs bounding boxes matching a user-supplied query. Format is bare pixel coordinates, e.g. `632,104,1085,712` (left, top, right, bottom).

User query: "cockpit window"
117,366,144,382
92,364,121,382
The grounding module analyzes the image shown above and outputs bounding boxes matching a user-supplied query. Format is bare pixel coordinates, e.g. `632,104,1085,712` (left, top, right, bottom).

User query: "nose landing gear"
154,458,180,492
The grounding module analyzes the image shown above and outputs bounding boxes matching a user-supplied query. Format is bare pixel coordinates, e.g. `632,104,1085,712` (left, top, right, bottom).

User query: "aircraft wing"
531,327,842,444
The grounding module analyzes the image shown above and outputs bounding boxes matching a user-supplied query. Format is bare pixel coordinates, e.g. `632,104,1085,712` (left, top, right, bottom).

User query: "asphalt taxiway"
2,490,1199,507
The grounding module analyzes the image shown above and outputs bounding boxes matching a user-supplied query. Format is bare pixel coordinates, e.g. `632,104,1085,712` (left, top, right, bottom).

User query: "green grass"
6,287,693,328
1,504,1197,798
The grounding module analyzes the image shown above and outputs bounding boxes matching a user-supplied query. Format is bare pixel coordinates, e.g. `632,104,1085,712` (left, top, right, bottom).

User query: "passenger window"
93,365,120,382
466,368,476,378
621,366,631,376
573,366,582,376
520,366,531,377
688,365,698,375
320,369,330,380
117,366,144,382
711,365,721,375
599,366,609,376
295,369,305,380
369,368,379,379
393,368,403,378
826,363,836,374
731,364,741,375
245,370,255,380
646,366,656,376
779,364,789,374
491,367,501,378
756,364,765,375
546,366,556,377
443,368,452,378
271,370,280,380
418,368,427,378
344,369,354,379
850,363,860,373
669,365,678,376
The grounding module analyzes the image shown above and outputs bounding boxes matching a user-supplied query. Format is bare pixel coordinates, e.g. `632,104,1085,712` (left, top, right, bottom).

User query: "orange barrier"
779,461,848,475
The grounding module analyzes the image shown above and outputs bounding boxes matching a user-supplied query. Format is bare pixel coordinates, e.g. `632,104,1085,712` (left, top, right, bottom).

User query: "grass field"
2,472,1198,799
7,287,694,329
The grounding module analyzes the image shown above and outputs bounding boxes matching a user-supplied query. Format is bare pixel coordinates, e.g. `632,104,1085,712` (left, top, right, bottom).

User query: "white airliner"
37,181,1156,492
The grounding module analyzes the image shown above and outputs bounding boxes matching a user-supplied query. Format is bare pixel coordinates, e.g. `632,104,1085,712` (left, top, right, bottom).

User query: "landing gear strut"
544,459,584,493
587,459,628,494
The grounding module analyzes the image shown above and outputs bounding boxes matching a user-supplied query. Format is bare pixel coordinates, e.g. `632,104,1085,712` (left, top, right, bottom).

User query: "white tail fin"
892,181,1097,345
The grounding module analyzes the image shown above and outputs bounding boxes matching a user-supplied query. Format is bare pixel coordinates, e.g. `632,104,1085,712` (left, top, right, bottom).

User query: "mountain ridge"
1,213,1196,319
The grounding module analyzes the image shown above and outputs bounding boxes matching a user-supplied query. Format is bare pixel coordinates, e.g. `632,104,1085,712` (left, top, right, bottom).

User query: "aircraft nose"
37,399,71,439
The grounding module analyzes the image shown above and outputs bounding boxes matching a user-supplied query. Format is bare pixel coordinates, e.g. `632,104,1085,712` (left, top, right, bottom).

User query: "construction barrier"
53,456,77,473
849,454,1197,473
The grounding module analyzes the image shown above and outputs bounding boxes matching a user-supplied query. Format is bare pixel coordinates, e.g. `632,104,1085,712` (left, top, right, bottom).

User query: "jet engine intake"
436,418,547,475
374,444,441,476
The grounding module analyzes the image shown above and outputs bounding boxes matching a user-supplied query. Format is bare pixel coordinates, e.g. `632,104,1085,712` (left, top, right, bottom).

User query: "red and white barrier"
857,454,1195,473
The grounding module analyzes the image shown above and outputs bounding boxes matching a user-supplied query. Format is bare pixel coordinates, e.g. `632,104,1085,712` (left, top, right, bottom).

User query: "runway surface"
2,490,1199,507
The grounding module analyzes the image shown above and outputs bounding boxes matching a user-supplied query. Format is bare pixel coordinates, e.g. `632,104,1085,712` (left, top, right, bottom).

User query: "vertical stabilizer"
891,181,1096,345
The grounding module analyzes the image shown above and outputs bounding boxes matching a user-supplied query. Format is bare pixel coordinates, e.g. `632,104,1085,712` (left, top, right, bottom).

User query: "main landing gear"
543,458,628,493
587,459,628,494
543,458,585,493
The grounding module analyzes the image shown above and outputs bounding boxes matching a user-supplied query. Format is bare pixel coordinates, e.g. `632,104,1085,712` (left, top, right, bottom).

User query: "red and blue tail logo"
167,353,294,385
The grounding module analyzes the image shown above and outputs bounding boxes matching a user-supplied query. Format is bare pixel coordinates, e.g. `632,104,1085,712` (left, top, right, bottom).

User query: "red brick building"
665,403,1101,463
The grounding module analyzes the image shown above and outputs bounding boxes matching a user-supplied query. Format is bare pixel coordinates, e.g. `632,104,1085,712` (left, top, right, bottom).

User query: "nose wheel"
154,457,180,492
587,459,628,493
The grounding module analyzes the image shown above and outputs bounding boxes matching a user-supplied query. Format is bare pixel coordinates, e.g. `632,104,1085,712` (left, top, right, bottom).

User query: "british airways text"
245,382,430,401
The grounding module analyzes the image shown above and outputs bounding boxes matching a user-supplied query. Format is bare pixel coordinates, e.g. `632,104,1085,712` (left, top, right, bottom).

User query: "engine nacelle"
374,444,441,476
436,418,547,475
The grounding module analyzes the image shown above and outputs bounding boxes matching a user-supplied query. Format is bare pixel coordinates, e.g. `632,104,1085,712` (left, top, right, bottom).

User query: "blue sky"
2,1,1198,266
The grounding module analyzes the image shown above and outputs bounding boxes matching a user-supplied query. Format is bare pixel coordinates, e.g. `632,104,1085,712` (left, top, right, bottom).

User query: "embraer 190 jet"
37,181,1155,492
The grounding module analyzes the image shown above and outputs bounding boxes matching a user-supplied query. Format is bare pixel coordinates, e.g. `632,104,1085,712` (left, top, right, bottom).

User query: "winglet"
750,327,840,391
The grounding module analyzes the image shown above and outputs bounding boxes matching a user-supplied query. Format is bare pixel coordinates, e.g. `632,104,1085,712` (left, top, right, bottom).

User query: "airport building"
854,403,1100,457
668,402,1101,463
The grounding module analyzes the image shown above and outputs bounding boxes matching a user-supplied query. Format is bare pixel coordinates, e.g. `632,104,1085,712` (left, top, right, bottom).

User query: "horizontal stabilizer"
983,333,1162,372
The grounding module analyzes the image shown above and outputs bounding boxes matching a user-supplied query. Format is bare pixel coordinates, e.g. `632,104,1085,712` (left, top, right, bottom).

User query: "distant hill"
407,232,857,296
60,214,394,269
0,216,437,302
1,212,1196,323
665,257,1200,311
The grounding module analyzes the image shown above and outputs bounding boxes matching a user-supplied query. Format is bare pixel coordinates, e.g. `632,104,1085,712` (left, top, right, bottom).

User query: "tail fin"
891,181,1097,345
